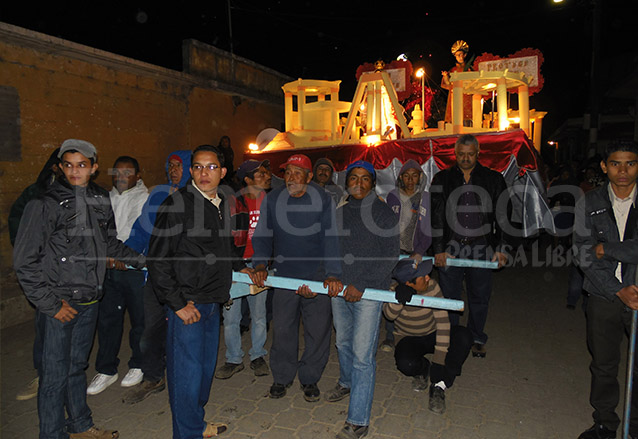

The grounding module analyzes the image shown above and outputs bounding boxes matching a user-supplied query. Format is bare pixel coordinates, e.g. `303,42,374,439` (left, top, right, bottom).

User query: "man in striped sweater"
383,259,472,414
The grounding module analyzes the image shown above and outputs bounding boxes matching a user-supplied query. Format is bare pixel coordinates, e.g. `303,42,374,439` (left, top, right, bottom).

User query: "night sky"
0,1,630,140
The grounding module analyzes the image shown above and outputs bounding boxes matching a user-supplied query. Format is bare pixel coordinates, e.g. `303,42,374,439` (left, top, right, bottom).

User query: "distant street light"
415,68,426,130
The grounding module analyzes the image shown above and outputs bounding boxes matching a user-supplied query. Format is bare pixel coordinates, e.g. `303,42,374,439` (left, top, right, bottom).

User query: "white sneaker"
87,373,118,395
121,368,144,387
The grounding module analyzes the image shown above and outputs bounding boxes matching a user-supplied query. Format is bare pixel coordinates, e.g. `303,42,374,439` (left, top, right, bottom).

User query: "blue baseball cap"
392,258,433,284
345,160,376,180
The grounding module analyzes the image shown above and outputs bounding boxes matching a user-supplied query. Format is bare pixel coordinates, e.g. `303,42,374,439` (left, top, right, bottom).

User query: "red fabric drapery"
245,129,538,175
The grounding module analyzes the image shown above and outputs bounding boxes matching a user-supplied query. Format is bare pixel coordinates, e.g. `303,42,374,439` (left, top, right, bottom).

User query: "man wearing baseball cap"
251,153,342,402
383,259,472,415
14,139,145,438
215,159,272,380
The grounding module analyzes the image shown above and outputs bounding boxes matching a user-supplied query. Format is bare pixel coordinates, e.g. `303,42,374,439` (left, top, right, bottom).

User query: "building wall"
0,23,287,328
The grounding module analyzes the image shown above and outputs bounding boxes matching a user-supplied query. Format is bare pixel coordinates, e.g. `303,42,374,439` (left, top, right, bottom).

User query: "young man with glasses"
148,145,253,438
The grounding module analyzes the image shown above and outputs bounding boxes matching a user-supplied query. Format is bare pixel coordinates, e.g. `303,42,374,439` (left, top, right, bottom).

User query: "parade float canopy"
246,129,553,237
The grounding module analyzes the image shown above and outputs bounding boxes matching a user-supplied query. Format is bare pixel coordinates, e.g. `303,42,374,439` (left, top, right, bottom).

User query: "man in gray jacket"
13,139,144,439
573,140,638,439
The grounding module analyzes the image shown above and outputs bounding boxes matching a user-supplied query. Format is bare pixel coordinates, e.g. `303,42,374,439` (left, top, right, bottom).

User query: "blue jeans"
166,303,220,439
37,303,98,439
222,292,268,364
96,269,146,374
331,297,382,427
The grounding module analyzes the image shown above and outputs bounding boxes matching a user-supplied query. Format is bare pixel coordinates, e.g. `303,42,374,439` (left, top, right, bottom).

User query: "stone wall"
0,22,289,328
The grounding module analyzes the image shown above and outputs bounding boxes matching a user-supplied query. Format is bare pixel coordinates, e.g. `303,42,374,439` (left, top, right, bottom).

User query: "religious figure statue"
441,40,474,124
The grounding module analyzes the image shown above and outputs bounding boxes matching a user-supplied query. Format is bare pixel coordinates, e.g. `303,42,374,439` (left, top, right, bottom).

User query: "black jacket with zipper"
148,183,245,312
13,179,146,317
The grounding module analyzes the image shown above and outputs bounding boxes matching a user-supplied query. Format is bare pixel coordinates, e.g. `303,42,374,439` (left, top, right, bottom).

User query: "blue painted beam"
230,272,464,311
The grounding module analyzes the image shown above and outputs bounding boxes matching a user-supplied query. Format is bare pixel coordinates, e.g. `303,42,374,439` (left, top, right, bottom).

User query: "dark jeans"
586,295,638,433
95,269,145,375
270,288,332,385
438,243,493,345
394,325,473,388
139,281,166,382
37,303,98,439
166,303,220,439
567,264,587,308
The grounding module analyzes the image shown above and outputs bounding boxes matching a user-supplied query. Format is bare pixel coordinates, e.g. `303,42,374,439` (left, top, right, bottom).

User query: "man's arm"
413,191,432,256
573,196,623,300
13,199,63,317
251,193,274,272
598,240,638,264
147,196,186,311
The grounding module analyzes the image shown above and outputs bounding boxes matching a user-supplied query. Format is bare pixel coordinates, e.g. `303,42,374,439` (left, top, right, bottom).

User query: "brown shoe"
203,422,228,437
122,378,166,404
69,426,119,438
471,343,486,358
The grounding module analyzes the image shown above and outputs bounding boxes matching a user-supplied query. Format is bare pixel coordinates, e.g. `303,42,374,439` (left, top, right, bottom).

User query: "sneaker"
69,426,119,438
471,343,486,358
324,384,350,402
87,373,118,395
122,378,166,404
269,382,291,399
250,357,270,377
16,377,39,401
120,368,143,387
301,383,320,402
214,362,244,380
412,375,428,392
336,422,369,439
578,423,617,439
379,339,394,352
428,385,446,414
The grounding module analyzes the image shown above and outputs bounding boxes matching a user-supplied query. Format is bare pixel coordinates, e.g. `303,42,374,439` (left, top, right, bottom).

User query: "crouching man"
384,259,472,414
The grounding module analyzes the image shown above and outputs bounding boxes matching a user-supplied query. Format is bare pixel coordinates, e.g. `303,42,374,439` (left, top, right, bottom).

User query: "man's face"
284,165,312,197
60,152,97,187
314,164,334,187
168,159,183,185
191,151,226,195
112,161,139,194
347,167,373,200
455,143,479,172
454,50,466,64
246,165,272,191
407,275,430,292
400,168,421,194
601,151,638,191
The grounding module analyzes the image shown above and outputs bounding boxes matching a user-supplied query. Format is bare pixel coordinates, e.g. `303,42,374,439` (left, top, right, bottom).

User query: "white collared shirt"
192,182,221,209
608,183,637,281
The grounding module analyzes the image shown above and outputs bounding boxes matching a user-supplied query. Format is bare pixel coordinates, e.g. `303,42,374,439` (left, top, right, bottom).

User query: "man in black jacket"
147,145,248,439
14,139,145,439
431,134,508,359
573,141,638,439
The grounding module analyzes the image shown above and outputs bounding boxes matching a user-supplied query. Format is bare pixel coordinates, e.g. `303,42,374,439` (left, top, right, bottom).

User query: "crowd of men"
10,134,638,439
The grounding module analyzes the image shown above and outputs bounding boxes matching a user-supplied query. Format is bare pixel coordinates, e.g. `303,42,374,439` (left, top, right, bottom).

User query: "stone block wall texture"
0,23,288,328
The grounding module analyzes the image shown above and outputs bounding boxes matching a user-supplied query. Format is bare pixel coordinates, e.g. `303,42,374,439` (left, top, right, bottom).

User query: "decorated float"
244,43,554,236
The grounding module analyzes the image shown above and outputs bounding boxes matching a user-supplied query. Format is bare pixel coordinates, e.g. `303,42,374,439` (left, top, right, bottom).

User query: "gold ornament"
451,40,469,55
374,59,386,71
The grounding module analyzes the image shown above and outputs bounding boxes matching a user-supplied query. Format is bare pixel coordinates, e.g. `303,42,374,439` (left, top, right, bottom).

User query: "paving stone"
0,262,600,438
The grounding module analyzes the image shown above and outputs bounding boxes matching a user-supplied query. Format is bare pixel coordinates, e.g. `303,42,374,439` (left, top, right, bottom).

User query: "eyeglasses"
192,164,221,172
